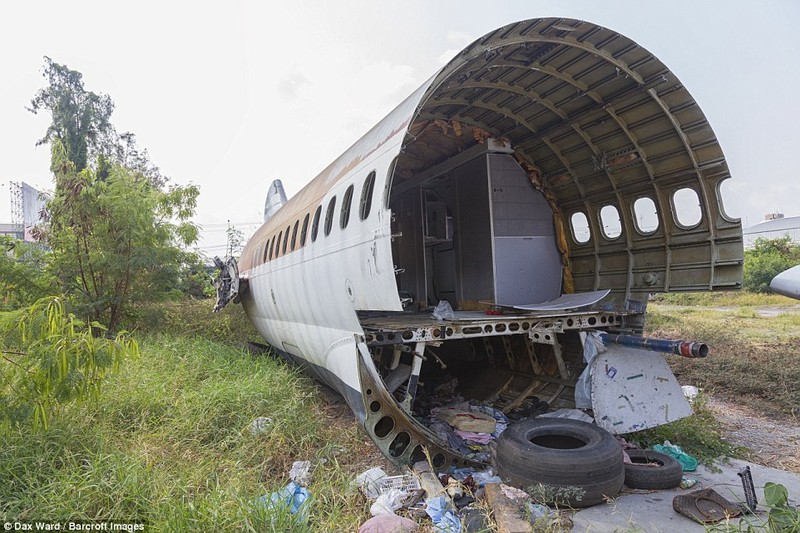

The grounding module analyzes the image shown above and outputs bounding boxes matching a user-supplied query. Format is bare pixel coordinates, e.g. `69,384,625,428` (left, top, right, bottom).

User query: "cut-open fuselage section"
390,146,568,311
236,17,743,471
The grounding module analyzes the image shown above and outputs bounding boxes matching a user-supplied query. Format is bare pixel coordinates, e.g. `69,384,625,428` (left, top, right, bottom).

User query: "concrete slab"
571,459,800,532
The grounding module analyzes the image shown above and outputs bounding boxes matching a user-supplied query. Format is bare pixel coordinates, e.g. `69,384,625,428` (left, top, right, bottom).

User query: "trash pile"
353,462,571,533
425,399,508,462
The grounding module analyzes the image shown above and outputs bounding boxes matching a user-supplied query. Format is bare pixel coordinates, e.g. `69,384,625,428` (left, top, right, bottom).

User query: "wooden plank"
483,483,531,533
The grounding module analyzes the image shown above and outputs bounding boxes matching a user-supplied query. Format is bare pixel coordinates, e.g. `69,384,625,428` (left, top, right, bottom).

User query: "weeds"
646,304,800,417
625,394,743,469
0,334,384,531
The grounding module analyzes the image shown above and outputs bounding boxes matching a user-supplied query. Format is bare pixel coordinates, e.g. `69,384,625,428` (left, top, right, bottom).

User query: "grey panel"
455,158,494,304
509,289,611,311
489,154,562,305
494,237,563,305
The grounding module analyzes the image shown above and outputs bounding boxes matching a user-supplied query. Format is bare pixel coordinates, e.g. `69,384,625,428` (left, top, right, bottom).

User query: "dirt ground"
707,395,800,474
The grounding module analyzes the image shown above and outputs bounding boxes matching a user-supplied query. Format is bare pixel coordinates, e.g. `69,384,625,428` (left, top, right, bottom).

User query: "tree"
0,237,57,310
0,297,138,430
42,141,199,332
28,57,116,173
226,222,245,259
743,236,800,293
26,58,202,331
28,57,166,187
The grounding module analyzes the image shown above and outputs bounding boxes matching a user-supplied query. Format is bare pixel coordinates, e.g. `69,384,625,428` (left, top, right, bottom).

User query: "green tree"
28,57,116,173
26,57,202,330
0,237,57,310
28,57,166,187
0,297,138,429
42,141,199,332
743,236,800,293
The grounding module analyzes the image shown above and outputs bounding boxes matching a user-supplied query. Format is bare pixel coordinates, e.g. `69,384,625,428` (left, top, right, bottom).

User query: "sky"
1,0,798,256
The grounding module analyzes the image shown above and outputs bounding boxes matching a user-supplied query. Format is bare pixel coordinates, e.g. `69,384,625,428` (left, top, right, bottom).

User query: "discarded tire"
624,449,683,490
495,418,624,508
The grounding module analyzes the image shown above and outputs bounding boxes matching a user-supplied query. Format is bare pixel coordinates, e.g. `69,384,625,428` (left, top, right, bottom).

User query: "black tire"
624,449,683,490
494,418,624,508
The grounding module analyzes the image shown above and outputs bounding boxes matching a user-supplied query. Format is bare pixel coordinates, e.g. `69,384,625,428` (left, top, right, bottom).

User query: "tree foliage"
24,57,204,331
0,237,57,310
29,57,166,187
0,297,138,430
743,236,800,293
42,141,199,332
28,57,116,173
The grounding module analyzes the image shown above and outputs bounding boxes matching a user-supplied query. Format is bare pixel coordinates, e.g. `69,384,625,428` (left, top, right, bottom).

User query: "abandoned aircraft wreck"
214,17,744,504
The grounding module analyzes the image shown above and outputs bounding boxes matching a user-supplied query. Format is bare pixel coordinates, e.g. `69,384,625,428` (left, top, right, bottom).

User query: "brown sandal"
673,488,744,524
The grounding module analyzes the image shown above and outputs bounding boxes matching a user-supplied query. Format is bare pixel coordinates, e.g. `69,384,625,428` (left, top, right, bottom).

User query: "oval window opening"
570,212,591,244
600,205,622,239
324,196,337,237
300,213,310,246
290,220,299,251
673,188,702,227
717,178,739,221
340,185,354,229
311,205,322,242
360,170,376,220
633,197,659,234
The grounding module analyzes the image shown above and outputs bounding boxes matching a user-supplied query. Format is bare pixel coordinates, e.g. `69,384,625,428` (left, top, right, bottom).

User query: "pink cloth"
454,429,494,444
358,514,419,533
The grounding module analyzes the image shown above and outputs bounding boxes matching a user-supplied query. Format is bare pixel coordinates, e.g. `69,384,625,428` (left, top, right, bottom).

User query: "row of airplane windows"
255,171,377,266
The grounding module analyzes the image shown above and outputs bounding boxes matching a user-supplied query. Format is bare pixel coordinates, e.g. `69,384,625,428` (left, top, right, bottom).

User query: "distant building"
8,181,51,242
743,214,800,248
0,223,24,240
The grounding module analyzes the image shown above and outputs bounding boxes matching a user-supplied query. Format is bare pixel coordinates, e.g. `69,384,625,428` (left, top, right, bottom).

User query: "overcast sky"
1,0,798,255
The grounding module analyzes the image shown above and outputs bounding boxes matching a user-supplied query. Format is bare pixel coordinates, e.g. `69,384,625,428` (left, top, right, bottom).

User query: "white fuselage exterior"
237,84,433,414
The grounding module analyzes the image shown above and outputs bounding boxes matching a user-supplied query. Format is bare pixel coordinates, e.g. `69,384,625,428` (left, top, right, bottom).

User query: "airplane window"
311,205,322,242
600,205,622,239
262,239,269,263
282,225,290,254
276,231,283,256
341,184,354,229
290,220,299,250
360,170,376,220
570,212,591,244
633,197,659,234
268,235,275,260
717,178,736,221
672,187,703,228
300,213,310,246
325,196,337,237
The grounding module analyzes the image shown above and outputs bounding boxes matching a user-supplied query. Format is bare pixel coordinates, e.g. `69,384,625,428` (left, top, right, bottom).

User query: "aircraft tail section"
264,179,288,223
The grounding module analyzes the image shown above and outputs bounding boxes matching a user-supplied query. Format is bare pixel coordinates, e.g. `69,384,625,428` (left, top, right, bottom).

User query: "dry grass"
645,302,800,418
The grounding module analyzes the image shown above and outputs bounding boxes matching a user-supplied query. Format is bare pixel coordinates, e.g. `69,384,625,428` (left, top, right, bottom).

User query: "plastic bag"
432,300,455,320
257,481,311,523
354,467,388,499
575,331,605,408
652,441,698,472
425,495,462,533
289,460,313,486
370,488,407,516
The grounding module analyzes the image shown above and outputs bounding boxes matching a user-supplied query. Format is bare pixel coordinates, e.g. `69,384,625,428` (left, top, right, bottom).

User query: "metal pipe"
599,333,708,358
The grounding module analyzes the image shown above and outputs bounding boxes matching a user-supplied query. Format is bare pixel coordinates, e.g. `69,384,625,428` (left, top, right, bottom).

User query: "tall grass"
0,334,383,531
646,304,800,417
